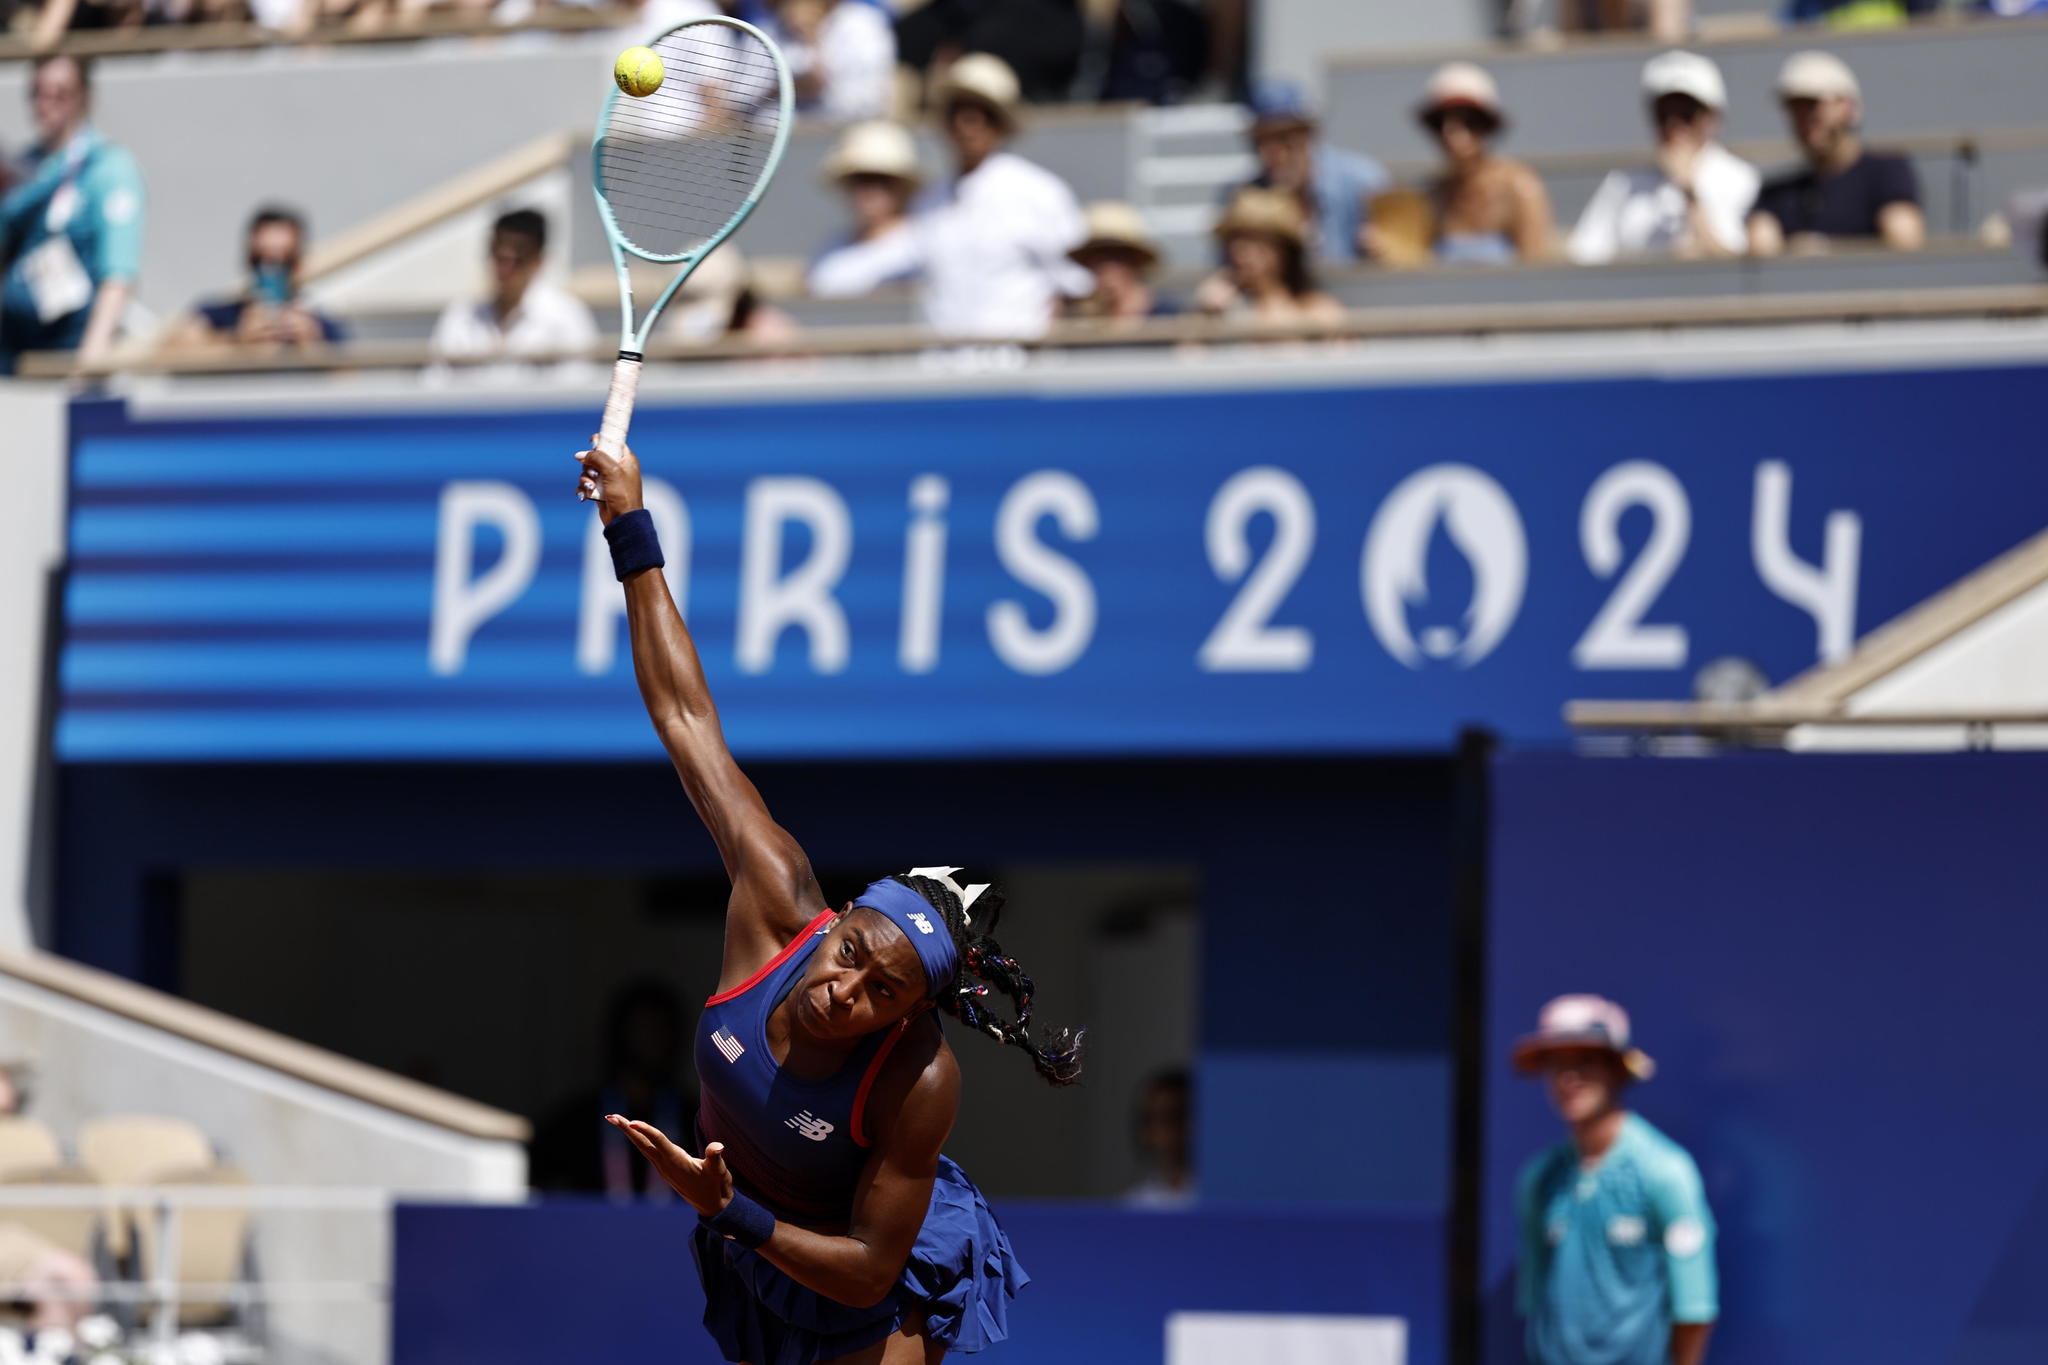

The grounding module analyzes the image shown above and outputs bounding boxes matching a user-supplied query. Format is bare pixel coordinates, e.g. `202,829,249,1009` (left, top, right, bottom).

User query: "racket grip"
597,352,643,457
586,352,643,502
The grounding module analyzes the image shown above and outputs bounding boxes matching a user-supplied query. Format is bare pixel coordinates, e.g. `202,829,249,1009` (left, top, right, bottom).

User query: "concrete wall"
1257,0,1494,98
0,384,67,953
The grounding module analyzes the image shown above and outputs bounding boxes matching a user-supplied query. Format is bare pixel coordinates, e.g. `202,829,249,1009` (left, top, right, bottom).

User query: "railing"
20,282,2048,379
0,1184,393,1357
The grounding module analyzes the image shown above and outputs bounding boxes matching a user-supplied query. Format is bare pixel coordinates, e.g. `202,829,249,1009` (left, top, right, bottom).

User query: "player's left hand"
605,1113,733,1216
575,433,645,527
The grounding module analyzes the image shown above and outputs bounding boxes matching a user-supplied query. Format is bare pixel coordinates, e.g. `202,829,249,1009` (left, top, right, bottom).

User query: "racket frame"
588,15,793,463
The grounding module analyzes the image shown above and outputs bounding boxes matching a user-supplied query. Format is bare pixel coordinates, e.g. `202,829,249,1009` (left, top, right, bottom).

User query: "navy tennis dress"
691,910,1029,1365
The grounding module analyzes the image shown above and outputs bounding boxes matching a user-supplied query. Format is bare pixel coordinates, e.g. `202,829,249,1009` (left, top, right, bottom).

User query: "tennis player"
575,436,1082,1365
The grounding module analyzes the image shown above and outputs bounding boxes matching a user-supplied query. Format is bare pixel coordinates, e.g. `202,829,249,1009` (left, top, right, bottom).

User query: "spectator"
1542,0,1690,38
771,0,897,122
807,120,922,292
808,54,1088,339
1513,995,1717,1365
0,56,144,375
1194,188,1345,326
1747,51,1924,255
1414,62,1554,264
161,205,345,356
663,245,802,347
1064,201,1174,327
2006,187,2048,268
0,1062,98,1332
1235,79,1387,266
895,0,1084,104
1123,1067,1196,1209
427,208,597,380
1098,0,1208,106
1569,51,1759,263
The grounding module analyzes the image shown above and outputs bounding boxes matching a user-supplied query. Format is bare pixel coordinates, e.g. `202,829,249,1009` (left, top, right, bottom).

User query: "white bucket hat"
1777,50,1861,102
1642,50,1727,111
1419,61,1505,126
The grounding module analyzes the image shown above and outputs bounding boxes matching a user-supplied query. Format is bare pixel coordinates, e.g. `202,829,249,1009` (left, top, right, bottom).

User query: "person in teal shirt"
1513,994,1717,1365
0,54,145,374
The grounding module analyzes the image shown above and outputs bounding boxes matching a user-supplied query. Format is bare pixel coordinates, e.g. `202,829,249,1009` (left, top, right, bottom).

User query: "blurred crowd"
4,4,2047,370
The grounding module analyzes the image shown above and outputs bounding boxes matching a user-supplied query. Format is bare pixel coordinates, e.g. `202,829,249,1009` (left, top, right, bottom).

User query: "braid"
891,875,1086,1087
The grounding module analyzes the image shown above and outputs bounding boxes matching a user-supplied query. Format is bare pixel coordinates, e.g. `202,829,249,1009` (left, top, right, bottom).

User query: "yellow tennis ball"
614,46,665,98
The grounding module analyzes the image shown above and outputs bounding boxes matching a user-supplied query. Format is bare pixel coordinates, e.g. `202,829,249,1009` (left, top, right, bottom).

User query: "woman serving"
575,436,1083,1365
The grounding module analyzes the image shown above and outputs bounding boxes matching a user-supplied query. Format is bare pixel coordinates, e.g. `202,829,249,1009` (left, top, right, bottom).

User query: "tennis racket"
582,17,793,497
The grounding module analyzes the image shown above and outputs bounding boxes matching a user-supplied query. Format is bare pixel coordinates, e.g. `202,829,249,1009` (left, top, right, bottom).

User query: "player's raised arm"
576,437,827,964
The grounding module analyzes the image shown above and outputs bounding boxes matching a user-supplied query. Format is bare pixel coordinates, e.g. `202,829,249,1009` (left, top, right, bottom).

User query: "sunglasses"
1652,95,1711,124
1423,105,1500,136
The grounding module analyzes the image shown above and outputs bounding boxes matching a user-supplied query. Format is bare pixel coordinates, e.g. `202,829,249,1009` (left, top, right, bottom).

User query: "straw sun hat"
820,120,924,188
1070,202,1162,269
935,52,1022,133
1213,188,1309,249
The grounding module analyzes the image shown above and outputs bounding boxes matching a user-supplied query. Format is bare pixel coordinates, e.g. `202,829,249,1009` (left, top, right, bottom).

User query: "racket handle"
597,351,643,457
586,351,643,503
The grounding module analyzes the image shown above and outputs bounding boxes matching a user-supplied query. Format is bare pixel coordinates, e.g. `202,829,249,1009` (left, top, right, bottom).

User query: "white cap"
1642,50,1727,111
1421,61,1503,118
1512,992,1658,1081
936,52,1022,132
1777,50,1861,101
820,120,923,187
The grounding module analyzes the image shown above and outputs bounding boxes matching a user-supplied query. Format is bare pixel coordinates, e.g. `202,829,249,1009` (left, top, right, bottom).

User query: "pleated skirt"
692,1155,1029,1365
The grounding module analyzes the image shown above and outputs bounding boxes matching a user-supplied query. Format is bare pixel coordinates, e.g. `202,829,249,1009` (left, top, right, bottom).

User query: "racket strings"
597,26,784,261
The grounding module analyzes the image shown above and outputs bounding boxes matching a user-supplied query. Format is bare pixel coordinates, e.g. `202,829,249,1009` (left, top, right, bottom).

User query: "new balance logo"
712,1028,745,1064
906,911,935,935
785,1111,834,1142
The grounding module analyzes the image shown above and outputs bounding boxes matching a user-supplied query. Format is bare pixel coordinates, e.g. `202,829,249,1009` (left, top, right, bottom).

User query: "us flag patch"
713,1028,745,1063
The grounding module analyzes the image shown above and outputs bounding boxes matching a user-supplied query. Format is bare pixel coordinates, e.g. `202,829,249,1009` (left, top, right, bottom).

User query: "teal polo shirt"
1517,1112,1717,1365
1,127,145,361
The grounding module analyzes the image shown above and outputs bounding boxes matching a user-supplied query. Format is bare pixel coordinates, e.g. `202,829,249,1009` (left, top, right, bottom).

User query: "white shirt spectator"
1568,143,1759,263
808,150,1088,338
785,2,897,122
427,280,598,383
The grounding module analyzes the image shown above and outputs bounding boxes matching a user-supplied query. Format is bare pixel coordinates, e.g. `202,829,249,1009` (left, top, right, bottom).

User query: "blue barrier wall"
392,1199,1446,1365
59,360,2048,759
1483,752,2048,1365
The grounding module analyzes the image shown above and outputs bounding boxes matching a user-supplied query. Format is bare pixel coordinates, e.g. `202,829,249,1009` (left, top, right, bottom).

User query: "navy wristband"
603,508,664,582
701,1190,774,1249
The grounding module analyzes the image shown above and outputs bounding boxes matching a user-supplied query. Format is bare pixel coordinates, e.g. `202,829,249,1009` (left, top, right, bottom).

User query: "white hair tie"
907,866,990,925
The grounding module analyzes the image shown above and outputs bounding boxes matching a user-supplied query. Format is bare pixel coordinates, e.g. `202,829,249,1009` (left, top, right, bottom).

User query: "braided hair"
890,874,1085,1087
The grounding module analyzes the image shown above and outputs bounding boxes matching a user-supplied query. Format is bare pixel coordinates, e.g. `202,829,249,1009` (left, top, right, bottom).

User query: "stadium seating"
78,1114,216,1261
130,1166,253,1328
0,1118,97,1275
1325,19,2048,161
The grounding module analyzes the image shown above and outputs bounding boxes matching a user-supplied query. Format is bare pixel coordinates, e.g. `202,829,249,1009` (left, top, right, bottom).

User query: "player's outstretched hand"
605,1113,734,1215
575,433,645,527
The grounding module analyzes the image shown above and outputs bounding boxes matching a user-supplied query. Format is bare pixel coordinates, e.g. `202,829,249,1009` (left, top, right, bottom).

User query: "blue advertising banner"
58,362,2048,760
